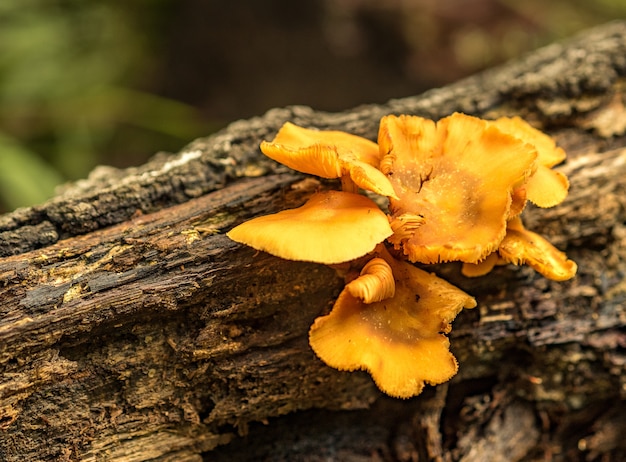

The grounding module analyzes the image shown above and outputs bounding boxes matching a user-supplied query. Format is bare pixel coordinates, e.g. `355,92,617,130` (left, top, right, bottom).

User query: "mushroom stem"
340,175,359,194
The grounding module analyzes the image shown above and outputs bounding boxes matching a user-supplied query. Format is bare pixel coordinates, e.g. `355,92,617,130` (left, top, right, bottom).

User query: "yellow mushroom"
261,122,398,198
345,257,395,303
227,113,576,399
379,113,538,264
492,116,569,208
461,252,502,278
498,217,577,281
227,190,393,265
309,250,476,398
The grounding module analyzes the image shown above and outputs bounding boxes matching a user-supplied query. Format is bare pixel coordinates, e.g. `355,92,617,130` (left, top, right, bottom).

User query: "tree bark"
1,21,626,462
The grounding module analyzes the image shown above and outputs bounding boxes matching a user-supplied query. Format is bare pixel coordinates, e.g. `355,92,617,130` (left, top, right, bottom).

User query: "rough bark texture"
1,21,626,462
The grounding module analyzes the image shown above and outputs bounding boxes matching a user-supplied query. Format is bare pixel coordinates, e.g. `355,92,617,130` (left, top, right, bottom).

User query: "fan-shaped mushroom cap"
260,122,397,198
227,191,393,265
498,217,577,281
309,254,476,398
380,113,537,264
492,116,569,208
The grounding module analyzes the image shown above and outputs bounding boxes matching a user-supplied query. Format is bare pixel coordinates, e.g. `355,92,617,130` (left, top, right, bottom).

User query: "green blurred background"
1,0,624,212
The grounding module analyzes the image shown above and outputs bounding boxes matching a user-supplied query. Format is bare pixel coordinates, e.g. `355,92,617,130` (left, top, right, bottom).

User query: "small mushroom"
227,190,393,264
497,217,577,281
309,251,476,398
261,122,397,198
345,257,395,303
492,116,569,208
379,113,538,264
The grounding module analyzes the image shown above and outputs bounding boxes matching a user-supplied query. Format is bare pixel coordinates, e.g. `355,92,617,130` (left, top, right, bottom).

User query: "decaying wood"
1,21,626,461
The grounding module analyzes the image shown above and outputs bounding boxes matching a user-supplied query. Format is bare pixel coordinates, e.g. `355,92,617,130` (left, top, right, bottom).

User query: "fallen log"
1,21,625,461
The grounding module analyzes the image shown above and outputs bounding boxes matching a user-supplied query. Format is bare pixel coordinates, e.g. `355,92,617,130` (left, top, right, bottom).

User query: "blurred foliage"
0,0,208,212
0,0,625,212
0,131,63,208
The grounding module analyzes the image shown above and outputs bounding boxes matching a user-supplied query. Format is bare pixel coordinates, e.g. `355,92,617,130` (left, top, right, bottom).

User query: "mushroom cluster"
227,113,577,398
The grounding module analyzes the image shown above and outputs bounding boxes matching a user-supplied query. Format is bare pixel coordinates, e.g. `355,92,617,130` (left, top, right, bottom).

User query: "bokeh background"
1,0,625,212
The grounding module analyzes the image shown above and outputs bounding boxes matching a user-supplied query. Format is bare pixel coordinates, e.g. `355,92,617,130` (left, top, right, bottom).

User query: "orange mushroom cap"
260,122,398,198
380,113,538,264
309,252,476,398
492,116,569,208
461,252,502,278
497,217,577,281
227,190,393,265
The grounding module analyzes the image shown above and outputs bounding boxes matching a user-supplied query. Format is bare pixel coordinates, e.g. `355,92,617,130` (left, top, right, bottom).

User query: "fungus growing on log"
260,122,397,197
227,112,576,398
309,248,476,398
379,113,537,264
492,116,570,208
227,190,393,265
497,217,578,281
461,217,577,281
